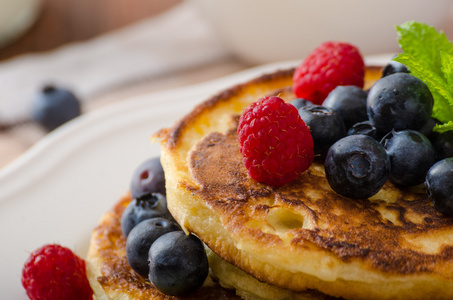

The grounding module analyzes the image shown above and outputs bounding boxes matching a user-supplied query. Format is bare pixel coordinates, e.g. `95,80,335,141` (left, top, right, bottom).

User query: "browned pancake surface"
188,128,453,276
157,66,453,299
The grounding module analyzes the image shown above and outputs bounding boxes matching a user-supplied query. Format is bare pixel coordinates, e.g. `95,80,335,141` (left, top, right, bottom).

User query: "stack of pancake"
86,66,453,300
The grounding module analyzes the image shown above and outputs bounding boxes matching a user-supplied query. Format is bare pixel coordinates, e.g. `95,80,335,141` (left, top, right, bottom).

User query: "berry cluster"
240,41,453,216
123,157,208,296
322,68,438,198
298,56,452,214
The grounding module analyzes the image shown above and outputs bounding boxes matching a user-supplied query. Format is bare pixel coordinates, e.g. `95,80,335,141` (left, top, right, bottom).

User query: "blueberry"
367,73,433,135
347,120,381,141
31,85,81,131
381,130,436,186
148,231,209,296
130,157,166,199
121,193,172,237
430,130,453,161
290,98,312,110
324,135,390,199
323,85,368,129
419,117,439,140
298,105,346,159
126,218,180,278
425,158,453,216
381,60,410,77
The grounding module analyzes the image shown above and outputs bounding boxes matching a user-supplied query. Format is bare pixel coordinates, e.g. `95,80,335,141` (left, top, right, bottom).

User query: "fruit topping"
126,218,180,278
419,117,439,139
381,60,410,77
237,96,314,186
130,157,166,199
430,130,453,161
425,158,453,216
393,21,453,132
292,41,365,105
298,105,346,159
367,73,434,135
121,193,172,237
148,231,209,296
347,120,381,141
323,85,368,129
381,130,436,186
324,135,390,199
31,85,81,132
289,98,312,110
21,244,93,300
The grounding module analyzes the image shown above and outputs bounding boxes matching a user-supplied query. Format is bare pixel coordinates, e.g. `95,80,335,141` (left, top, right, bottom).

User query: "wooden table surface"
0,0,181,61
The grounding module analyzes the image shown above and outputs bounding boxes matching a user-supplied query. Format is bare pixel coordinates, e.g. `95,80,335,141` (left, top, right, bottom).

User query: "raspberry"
292,41,365,105
21,244,93,300
238,96,314,186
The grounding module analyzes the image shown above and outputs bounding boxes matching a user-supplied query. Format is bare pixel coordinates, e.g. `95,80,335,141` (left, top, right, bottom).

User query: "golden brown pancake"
157,66,453,300
85,68,346,300
86,192,342,299
206,248,339,300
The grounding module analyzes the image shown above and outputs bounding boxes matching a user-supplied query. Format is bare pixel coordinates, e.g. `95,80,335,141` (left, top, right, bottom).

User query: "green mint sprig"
393,21,453,132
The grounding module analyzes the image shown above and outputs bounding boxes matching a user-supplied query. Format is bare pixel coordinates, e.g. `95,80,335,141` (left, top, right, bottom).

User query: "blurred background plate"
0,0,41,49
190,0,453,64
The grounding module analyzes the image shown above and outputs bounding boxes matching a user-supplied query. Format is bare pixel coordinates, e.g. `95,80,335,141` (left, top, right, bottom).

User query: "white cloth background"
0,2,232,123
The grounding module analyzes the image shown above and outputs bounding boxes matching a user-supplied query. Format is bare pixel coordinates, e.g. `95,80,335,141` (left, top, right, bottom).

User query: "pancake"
86,193,335,300
206,248,338,300
156,66,453,300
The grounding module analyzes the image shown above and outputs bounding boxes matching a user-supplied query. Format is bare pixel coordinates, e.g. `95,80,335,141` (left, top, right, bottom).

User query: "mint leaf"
394,21,453,131
396,21,453,73
434,121,453,133
394,53,453,122
441,52,453,87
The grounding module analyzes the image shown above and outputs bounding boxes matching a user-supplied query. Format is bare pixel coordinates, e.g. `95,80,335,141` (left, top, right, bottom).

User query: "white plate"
0,56,389,299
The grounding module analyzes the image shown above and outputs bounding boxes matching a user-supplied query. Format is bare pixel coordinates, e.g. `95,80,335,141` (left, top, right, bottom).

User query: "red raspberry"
238,96,314,186
21,244,93,300
292,41,365,105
